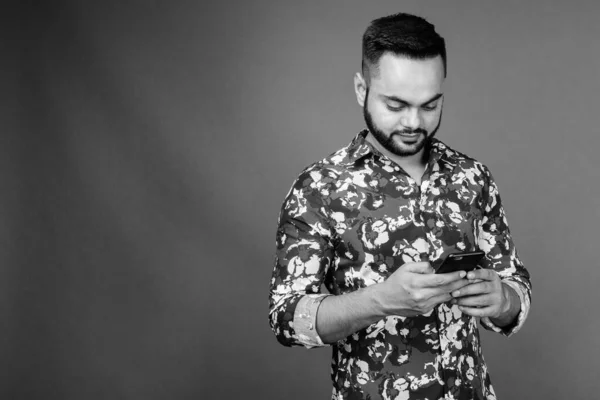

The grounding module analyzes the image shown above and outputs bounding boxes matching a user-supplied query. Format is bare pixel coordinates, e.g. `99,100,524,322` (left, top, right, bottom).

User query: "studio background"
2,1,599,399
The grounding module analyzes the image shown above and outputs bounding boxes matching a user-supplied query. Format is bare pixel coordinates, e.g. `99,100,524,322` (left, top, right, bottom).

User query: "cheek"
379,113,401,129
422,111,442,129
370,104,400,130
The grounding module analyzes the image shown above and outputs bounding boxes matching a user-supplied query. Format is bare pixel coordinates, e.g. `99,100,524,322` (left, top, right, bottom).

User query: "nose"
401,108,421,130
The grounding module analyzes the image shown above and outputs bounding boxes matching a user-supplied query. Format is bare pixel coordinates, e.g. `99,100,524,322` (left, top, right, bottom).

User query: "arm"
452,166,532,335
268,173,336,348
315,284,386,344
317,262,470,344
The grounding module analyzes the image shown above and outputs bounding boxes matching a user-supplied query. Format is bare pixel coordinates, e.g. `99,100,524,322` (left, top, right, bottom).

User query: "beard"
363,93,442,157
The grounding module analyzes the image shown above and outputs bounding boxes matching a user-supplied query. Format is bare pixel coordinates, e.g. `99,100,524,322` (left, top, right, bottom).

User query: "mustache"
393,128,428,135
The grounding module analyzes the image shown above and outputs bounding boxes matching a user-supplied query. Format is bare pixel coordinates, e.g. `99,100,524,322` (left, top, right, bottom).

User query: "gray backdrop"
3,1,599,399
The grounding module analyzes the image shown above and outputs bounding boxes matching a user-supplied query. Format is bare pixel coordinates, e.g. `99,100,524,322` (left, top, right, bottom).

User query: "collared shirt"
269,131,531,400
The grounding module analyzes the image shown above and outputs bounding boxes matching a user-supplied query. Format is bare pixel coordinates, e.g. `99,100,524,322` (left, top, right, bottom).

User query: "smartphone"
436,250,485,274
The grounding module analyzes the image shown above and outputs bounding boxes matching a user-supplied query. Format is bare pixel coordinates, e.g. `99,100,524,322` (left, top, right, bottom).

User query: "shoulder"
289,142,355,194
433,139,493,181
278,144,354,225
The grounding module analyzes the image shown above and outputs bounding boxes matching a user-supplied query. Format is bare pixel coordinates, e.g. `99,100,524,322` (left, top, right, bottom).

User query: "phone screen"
436,251,485,274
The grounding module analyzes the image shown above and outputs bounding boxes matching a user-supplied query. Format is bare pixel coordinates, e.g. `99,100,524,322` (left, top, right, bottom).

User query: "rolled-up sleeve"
477,166,532,336
268,170,335,348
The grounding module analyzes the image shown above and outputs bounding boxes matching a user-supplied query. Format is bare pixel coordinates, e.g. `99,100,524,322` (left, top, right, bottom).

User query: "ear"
354,72,367,107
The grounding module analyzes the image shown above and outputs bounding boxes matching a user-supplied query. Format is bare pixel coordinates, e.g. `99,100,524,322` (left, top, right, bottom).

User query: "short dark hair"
362,12,447,83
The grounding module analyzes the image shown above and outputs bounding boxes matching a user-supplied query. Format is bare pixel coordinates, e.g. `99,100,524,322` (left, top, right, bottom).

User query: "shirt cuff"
292,294,330,348
480,280,531,336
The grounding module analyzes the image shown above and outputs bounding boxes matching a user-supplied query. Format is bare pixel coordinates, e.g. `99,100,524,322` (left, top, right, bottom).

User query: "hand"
377,261,471,317
450,268,512,319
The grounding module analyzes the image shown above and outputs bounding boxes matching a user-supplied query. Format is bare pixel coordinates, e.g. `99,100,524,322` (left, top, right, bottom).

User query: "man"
269,12,531,400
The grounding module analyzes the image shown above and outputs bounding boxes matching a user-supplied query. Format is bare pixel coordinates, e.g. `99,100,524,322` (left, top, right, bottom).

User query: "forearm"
489,282,521,327
316,284,387,344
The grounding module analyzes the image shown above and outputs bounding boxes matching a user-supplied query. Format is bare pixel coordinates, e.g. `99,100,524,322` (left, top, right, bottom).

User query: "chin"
390,138,426,156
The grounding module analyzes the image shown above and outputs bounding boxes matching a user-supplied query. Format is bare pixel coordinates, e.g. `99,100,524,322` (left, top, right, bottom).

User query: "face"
356,53,445,157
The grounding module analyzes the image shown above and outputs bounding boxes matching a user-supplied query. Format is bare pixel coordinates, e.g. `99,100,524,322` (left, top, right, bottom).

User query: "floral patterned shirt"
269,131,531,400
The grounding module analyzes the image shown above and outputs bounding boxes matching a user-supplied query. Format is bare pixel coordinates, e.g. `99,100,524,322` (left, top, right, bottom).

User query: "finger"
411,280,469,306
451,281,491,298
404,261,434,274
465,268,497,281
467,278,484,284
453,294,492,308
421,271,467,287
426,278,471,296
427,291,453,307
457,305,496,318
444,278,472,294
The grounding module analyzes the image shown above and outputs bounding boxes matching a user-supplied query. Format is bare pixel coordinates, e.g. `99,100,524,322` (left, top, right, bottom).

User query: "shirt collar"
341,130,457,171
340,130,373,165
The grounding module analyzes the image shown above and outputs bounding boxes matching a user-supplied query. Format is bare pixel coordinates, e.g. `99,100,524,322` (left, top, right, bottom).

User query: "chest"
324,166,485,288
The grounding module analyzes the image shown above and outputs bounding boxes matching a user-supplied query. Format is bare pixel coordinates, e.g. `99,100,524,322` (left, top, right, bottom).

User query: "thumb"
403,261,434,274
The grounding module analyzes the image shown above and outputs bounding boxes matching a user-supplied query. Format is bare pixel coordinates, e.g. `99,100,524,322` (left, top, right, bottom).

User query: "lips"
396,131,421,141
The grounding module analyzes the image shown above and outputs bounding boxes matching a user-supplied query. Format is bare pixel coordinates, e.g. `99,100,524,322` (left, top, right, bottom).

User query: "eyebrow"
382,93,443,107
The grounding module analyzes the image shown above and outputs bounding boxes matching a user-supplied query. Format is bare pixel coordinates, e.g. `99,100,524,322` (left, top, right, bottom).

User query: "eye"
386,104,406,112
422,103,438,112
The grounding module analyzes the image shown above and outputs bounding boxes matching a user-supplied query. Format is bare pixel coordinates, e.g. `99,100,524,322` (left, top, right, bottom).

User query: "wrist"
369,282,391,319
499,283,512,316
491,282,519,325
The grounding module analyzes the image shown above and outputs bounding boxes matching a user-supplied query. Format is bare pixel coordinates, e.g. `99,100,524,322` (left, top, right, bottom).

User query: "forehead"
370,53,445,102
